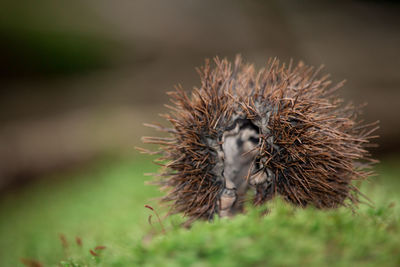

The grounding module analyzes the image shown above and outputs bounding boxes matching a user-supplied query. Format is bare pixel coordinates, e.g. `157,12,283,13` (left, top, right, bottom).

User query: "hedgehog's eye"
238,121,260,146
249,136,259,144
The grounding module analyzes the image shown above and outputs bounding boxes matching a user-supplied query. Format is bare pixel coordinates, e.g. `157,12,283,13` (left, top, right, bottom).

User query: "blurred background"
1,0,399,190
1,1,400,266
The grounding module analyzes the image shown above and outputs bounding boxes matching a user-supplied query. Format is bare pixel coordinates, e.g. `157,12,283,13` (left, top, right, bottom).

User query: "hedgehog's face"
218,119,267,217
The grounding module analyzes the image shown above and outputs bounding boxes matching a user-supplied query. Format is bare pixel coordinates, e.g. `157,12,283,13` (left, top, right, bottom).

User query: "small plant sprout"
89,249,99,257
20,258,43,267
58,233,70,257
144,204,166,233
75,236,82,247
59,233,68,249
142,55,378,223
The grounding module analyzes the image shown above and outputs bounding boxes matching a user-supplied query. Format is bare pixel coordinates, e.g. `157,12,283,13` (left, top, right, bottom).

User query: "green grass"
0,154,399,267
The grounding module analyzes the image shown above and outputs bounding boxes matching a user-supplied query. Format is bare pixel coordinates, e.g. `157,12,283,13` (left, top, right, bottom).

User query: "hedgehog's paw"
218,188,237,218
249,170,267,186
249,168,274,186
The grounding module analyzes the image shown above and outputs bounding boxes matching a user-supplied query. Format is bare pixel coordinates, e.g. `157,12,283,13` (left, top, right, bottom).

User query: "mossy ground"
0,154,399,267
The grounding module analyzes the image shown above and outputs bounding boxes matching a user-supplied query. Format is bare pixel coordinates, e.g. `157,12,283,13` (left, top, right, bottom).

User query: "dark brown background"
1,0,399,189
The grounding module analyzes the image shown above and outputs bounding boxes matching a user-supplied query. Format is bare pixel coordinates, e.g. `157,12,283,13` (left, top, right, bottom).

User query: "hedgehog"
140,55,378,223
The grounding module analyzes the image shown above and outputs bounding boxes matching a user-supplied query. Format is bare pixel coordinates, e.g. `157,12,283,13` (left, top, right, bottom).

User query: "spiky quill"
141,55,378,223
